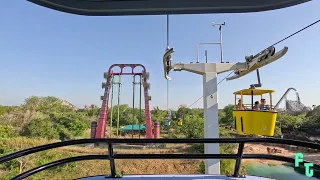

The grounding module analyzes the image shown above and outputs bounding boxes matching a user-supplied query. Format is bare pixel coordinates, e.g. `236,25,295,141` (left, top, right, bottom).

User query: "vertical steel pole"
116,75,121,137
132,75,135,139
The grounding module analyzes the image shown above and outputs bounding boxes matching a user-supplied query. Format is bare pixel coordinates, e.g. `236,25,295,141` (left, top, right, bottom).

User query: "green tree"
39,97,73,114
0,108,48,131
306,106,320,118
220,104,234,125
150,106,167,126
0,125,17,138
22,118,59,139
178,114,204,138
22,96,40,111
53,113,88,136
84,106,100,117
190,108,204,118
22,96,73,114
56,124,75,140
177,104,193,118
218,109,225,122
108,104,136,126
277,113,304,132
0,105,13,116
300,107,320,132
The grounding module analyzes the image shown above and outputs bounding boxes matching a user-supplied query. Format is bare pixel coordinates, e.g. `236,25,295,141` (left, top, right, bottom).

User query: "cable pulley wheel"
261,46,276,60
269,47,276,56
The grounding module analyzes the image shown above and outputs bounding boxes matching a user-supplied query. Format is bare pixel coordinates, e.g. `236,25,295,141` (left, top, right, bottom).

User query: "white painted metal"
196,42,220,63
170,63,243,174
172,63,246,74
77,174,275,180
163,48,175,80
162,27,288,175
163,47,287,173
203,72,220,174
196,22,225,63
226,47,288,81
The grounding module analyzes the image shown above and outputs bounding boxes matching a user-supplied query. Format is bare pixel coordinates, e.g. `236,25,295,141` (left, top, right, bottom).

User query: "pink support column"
143,75,152,138
95,71,112,138
153,122,160,138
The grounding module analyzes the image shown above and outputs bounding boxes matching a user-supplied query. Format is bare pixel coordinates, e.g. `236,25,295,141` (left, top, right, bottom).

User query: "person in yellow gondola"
233,88,277,136
253,101,260,110
236,99,246,110
259,98,270,110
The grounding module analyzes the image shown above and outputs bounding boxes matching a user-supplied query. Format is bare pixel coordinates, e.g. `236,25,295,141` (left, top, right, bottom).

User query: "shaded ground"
234,143,320,165
236,143,295,165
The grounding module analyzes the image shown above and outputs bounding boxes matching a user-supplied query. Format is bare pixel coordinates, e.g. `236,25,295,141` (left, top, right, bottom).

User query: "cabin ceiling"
27,0,311,16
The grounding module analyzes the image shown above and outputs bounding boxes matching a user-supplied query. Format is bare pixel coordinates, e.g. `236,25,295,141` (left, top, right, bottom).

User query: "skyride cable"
271,19,320,47
188,70,234,108
188,19,320,108
166,15,170,114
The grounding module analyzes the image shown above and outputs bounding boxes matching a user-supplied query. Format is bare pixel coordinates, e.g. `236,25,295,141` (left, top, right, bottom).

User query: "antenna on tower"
205,50,208,63
212,22,225,63
196,21,225,63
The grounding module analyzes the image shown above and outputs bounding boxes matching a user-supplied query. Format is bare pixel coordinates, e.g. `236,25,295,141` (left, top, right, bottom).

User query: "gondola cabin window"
232,88,278,136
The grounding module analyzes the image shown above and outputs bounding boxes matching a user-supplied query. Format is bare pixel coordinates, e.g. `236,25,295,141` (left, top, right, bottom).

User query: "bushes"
302,107,320,131
274,126,282,137
0,96,90,140
21,114,89,140
186,125,239,175
178,114,204,139
0,105,13,116
277,113,305,132
276,112,320,134
219,104,235,126
0,125,17,138
22,118,60,139
54,116,87,136
0,137,76,179
198,151,247,175
191,127,236,153
23,96,73,114
198,160,245,175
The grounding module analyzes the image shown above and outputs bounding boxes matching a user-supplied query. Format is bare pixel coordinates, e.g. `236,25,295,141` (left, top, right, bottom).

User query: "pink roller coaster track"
95,64,153,139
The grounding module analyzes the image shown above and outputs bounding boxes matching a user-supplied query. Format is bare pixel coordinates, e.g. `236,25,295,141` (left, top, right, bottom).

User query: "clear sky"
0,1,319,110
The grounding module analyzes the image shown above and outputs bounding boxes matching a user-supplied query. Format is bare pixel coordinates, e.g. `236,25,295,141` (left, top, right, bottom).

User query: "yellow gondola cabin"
233,88,277,136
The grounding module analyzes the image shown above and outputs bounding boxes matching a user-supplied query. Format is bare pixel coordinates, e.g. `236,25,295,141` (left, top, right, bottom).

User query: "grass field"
0,137,203,180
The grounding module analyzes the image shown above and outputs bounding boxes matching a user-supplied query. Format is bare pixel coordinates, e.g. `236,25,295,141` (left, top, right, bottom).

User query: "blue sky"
0,1,319,110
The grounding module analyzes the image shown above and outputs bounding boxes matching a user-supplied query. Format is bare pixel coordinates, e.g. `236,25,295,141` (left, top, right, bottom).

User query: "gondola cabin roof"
233,89,275,96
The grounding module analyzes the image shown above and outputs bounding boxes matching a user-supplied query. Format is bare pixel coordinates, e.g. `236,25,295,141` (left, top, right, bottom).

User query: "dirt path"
237,143,320,166
237,143,295,165
56,144,202,175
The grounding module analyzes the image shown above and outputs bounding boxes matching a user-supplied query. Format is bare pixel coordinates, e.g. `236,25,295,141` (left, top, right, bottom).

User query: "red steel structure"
95,64,152,139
